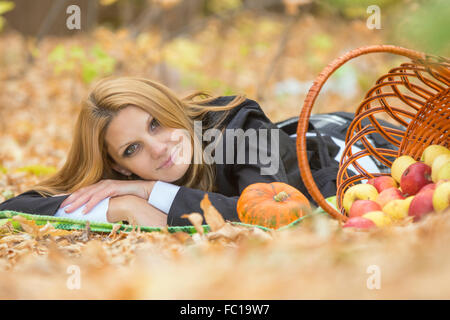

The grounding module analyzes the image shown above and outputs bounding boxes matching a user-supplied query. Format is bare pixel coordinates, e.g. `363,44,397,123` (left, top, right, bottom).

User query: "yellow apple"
376,187,405,208
362,211,392,227
436,162,450,181
391,155,416,183
431,154,450,183
382,196,414,220
433,181,450,212
421,145,450,167
343,184,378,214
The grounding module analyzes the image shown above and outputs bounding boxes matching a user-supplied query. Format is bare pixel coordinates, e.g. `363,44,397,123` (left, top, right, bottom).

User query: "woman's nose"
147,138,168,159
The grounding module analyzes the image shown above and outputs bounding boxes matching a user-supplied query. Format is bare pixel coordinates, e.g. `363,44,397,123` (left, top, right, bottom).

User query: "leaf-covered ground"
1,208,450,299
0,10,449,299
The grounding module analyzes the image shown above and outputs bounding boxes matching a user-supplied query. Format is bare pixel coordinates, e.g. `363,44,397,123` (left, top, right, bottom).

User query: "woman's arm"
0,191,167,227
166,187,240,226
55,197,110,222
107,195,167,227
0,190,70,216
0,190,111,223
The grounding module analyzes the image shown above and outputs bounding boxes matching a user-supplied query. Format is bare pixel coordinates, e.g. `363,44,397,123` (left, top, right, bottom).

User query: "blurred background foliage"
0,1,14,31
0,0,448,198
0,1,449,300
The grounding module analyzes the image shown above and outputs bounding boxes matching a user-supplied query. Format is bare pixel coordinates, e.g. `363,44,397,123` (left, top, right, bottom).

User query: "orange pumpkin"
237,182,311,229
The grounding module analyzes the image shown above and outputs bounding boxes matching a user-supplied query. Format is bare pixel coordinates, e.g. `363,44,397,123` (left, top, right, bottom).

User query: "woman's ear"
111,163,132,177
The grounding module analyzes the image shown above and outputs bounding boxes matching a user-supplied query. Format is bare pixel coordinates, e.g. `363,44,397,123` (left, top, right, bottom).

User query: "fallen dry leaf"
11,216,72,239
107,224,122,239
207,223,248,242
171,231,193,244
12,216,43,238
200,194,225,232
181,212,204,235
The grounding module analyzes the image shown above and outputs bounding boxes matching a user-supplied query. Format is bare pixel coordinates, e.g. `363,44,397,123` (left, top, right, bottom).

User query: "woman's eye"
124,144,138,157
150,118,160,131
123,118,160,157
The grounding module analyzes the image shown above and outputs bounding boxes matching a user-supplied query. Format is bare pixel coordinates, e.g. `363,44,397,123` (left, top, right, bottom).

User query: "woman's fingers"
81,189,114,214
63,185,107,213
63,193,95,213
60,182,107,209
60,188,89,208
60,180,148,214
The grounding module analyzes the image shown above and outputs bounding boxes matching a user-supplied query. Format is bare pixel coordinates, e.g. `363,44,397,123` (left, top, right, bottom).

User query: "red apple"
367,176,398,193
343,216,376,229
418,183,437,194
408,184,437,222
349,200,382,218
376,187,405,208
400,162,432,196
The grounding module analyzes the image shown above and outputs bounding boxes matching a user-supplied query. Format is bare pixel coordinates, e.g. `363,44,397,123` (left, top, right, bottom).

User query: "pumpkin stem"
273,191,289,202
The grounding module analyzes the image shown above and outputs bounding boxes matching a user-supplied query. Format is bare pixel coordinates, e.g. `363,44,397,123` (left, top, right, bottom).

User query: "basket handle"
296,45,426,222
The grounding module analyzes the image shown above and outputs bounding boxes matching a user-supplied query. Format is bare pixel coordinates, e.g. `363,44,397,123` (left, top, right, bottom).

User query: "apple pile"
343,144,450,229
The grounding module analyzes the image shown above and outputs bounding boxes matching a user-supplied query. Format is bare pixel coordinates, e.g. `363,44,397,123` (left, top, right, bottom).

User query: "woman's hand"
59,179,156,215
107,195,167,227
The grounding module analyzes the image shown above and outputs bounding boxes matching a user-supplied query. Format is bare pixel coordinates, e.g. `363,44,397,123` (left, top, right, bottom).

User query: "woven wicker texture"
296,45,449,222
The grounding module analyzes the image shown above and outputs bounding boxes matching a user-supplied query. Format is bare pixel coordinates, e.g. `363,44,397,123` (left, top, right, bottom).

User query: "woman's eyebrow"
117,114,152,154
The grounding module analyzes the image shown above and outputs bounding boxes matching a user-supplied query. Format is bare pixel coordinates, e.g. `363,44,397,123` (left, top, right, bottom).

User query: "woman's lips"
159,155,173,169
158,145,179,169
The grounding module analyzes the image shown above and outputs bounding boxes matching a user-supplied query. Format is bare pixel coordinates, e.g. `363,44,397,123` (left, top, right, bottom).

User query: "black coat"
0,96,341,226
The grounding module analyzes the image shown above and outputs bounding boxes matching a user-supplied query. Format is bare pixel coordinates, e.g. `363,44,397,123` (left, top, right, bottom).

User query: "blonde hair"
31,77,246,197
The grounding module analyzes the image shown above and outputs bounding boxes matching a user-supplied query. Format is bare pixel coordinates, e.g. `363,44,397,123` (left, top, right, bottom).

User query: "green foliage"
356,71,375,93
392,0,450,55
48,45,74,74
180,71,235,96
48,44,116,84
305,33,334,73
15,165,57,176
206,0,242,14
0,1,14,15
239,43,250,57
320,0,399,19
164,38,236,94
1,189,14,200
164,38,203,71
310,33,333,51
0,1,14,32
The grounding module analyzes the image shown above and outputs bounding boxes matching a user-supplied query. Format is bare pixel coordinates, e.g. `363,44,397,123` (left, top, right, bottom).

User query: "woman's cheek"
132,157,157,181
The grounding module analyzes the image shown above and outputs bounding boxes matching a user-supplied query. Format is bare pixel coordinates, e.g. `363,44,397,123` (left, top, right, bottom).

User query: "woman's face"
105,106,192,183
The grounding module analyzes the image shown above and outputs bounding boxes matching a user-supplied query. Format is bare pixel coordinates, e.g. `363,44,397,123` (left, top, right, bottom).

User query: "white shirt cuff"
54,197,110,223
148,181,180,214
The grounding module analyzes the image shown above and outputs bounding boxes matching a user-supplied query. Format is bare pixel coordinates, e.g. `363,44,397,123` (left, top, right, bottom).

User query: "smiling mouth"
158,155,173,170
158,145,179,170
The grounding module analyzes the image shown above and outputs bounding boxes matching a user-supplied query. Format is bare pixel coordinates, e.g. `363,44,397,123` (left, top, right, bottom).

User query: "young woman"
0,77,390,227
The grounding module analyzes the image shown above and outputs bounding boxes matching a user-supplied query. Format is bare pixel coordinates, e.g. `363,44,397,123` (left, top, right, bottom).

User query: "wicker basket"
296,45,450,222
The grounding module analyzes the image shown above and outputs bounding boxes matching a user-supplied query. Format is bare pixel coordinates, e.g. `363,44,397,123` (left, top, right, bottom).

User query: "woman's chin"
159,174,184,184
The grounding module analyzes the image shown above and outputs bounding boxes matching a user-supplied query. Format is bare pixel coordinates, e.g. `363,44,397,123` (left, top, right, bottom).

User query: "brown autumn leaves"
1,191,450,299
1,13,449,298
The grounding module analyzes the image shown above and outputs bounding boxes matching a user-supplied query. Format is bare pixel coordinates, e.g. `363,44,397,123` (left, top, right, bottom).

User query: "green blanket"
0,196,337,234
